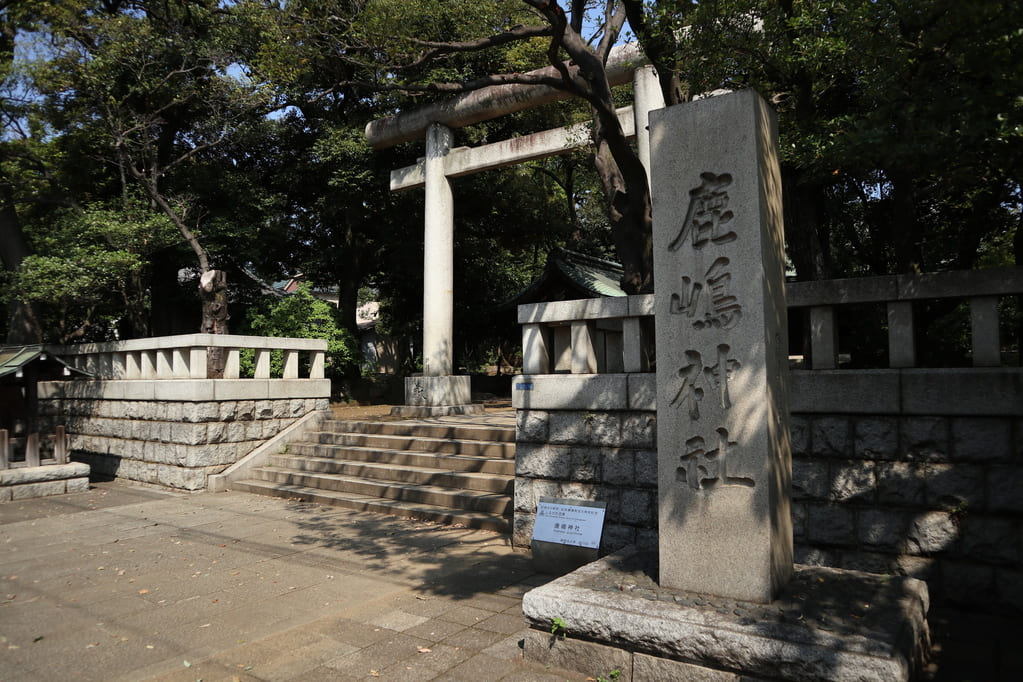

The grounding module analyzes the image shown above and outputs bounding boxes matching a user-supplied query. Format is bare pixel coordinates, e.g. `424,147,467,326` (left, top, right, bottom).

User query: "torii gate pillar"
395,123,478,416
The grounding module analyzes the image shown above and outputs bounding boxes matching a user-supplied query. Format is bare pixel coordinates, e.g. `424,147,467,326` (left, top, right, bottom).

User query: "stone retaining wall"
37,380,329,491
514,369,1023,612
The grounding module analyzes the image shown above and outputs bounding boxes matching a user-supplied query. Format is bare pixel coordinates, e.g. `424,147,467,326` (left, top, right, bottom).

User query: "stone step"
305,431,515,458
319,419,515,443
230,479,511,533
284,443,515,476
251,467,513,515
267,454,513,493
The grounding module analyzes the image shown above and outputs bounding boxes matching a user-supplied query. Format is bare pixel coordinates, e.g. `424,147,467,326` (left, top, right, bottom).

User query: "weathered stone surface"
791,458,828,501
516,444,570,479
602,449,635,485
951,417,1012,461
807,504,855,546
522,549,929,682
0,462,90,486
621,412,655,448
986,466,1023,513
875,461,926,507
11,480,67,499
517,410,549,442
906,512,959,555
858,509,911,552
790,415,809,456
620,489,654,526
829,460,875,502
854,417,898,460
633,653,740,681
513,476,533,512
960,516,1020,565
652,92,791,603
925,463,985,510
523,629,633,682
810,417,852,458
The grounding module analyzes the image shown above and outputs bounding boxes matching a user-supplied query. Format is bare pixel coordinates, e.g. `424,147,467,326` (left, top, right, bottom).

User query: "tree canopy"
1,0,1020,369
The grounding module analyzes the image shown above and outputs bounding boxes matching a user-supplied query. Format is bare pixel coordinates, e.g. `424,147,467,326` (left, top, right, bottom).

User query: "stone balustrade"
520,294,655,376
519,266,1023,374
36,334,331,491
0,426,68,468
787,266,1023,369
51,333,326,380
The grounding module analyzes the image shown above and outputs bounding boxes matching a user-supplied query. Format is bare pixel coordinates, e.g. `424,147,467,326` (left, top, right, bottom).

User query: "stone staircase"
231,417,515,533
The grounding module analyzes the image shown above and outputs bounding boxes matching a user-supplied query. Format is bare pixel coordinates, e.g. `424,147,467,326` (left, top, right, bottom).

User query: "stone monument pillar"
651,89,792,603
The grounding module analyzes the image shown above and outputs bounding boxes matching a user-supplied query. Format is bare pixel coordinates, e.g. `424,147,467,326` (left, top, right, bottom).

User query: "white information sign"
532,500,606,549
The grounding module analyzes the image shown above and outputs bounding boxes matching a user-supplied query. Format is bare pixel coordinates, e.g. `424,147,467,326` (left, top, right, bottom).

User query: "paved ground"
1,481,586,681
2,479,1021,681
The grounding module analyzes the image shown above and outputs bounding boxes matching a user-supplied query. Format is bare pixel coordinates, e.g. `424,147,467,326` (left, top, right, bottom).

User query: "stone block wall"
38,384,328,491
514,369,1023,613
514,408,659,554
791,413,1023,613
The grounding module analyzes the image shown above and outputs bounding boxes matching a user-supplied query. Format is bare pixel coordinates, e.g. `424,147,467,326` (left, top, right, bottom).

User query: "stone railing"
520,294,655,376
788,266,1023,369
36,334,331,491
0,426,68,468
519,266,1023,374
51,333,326,380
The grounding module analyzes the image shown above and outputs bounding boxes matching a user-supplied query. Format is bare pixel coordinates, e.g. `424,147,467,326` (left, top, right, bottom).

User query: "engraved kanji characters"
669,345,739,419
669,257,743,330
676,427,755,491
668,172,737,252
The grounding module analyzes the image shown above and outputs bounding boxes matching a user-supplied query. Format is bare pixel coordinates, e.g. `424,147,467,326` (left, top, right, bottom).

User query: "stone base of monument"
522,547,930,682
390,375,484,417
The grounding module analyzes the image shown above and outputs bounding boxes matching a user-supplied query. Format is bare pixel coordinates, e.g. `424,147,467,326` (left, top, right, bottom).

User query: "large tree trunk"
199,269,229,378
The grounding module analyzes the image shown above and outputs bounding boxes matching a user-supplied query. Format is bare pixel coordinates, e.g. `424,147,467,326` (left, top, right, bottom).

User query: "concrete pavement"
2,480,1021,681
0,481,585,681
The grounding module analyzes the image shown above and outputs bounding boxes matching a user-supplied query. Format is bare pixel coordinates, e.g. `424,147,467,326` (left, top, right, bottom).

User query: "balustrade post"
1,429,8,469
141,350,157,379
254,349,271,378
887,301,916,368
570,320,598,374
224,348,241,379
27,432,40,467
189,348,208,378
172,348,190,378
810,305,838,370
522,324,552,374
310,351,325,379
282,350,299,379
622,318,648,373
125,352,141,379
156,350,173,378
54,425,67,464
970,296,1001,367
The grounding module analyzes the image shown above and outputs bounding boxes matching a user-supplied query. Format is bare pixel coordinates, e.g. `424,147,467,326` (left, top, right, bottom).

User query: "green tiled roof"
0,345,92,380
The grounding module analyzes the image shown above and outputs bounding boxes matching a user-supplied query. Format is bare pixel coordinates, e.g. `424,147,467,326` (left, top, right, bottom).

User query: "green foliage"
240,283,358,382
2,197,178,342
550,616,568,637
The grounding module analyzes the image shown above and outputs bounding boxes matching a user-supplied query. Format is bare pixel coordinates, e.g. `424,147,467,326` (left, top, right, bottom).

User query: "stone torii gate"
365,44,664,415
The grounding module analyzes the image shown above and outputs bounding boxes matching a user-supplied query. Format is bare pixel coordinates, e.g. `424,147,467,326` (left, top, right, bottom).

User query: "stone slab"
513,374,630,411
404,375,472,407
389,404,485,417
522,548,930,682
651,90,792,602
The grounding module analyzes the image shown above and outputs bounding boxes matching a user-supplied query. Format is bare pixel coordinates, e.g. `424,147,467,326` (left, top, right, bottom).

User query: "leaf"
417,647,432,654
